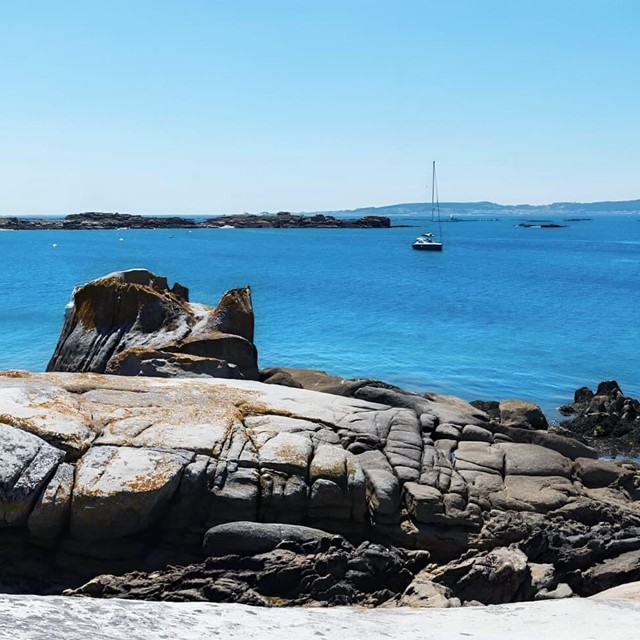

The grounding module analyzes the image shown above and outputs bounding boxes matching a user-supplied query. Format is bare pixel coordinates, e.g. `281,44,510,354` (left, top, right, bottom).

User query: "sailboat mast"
431,161,436,222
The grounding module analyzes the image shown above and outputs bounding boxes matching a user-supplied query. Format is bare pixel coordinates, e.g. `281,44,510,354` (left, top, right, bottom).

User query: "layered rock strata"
47,269,258,380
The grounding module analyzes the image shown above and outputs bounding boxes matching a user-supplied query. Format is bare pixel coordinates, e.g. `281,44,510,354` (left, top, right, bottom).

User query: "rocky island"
0,211,391,230
1,269,639,618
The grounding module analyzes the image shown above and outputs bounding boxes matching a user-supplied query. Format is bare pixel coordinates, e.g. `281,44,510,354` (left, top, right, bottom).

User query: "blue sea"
1,212,638,419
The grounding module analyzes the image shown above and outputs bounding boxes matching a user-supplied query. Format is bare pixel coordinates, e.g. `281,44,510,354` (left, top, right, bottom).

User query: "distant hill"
317,200,640,216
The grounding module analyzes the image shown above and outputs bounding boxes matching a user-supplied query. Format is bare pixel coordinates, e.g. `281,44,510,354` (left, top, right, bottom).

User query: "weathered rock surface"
1,371,639,603
559,380,640,457
416,546,532,605
46,269,259,380
66,522,417,606
498,399,548,430
0,423,65,527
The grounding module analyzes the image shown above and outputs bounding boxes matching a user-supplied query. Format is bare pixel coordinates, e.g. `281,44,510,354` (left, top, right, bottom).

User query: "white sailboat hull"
412,241,443,251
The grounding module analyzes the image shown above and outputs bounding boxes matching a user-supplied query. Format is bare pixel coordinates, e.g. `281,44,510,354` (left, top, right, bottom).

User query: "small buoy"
118,237,124,242
51,243,58,248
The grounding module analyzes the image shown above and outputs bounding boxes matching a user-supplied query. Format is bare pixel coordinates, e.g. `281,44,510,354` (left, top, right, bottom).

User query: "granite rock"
0,371,639,602
47,269,259,380
499,399,548,431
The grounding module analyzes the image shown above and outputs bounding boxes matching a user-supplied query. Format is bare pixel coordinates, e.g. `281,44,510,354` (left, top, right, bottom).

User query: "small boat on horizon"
412,161,444,251
412,232,443,251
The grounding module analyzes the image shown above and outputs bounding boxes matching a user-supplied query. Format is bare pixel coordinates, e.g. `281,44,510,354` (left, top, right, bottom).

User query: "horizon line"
4,197,640,218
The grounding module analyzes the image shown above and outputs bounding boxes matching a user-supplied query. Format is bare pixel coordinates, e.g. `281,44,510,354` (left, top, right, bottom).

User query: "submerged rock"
47,269,258,380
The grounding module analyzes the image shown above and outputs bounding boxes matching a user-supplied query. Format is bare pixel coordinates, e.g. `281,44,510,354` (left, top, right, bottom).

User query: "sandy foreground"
0,595,639,640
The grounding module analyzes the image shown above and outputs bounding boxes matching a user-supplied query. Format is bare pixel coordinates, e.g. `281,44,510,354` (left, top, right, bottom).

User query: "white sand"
1,595,639,640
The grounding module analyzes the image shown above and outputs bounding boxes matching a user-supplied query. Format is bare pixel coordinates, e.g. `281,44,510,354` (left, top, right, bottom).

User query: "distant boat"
412,161,443,251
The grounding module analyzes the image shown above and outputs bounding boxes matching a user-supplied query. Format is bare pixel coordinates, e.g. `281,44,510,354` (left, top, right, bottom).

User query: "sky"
1,0,639,214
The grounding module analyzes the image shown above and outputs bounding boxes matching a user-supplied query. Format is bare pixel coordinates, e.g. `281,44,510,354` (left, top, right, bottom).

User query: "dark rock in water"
46,269,258,380
558,380,640,457
470,400,500,421
573,386,595,404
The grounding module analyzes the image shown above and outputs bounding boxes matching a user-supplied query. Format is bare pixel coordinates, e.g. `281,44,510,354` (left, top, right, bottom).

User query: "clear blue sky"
1,0,639,214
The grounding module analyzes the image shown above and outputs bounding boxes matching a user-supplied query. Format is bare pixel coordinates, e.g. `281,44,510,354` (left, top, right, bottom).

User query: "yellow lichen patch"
272,442,304,463
73,277,193,331
0,370,29,378
0,413,38,431
323,458,347,477
124,468,177,493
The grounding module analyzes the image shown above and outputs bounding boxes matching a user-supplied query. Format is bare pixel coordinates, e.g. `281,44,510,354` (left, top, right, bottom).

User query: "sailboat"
412,161,443,251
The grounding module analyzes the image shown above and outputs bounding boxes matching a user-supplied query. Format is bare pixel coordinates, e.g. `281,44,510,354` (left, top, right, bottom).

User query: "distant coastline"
4,198,640,220
323,198,640,217
0,211,391,230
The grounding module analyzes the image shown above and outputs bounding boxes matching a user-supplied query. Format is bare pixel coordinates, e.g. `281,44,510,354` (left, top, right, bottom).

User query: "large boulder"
70,445,192,541
47,269,258,380
499,399,548,430
202,521,339,556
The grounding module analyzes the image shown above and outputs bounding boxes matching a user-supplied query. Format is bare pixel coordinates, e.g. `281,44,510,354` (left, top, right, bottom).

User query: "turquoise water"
0,213,638,417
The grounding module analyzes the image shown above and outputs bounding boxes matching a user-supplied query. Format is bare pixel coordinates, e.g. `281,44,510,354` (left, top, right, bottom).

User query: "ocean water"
0,212,638,418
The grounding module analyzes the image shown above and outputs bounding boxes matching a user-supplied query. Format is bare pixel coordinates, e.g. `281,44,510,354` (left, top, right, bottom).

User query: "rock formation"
65,522,419,606
559,380,640,457
203,212,391,228
47,269,258,380
1,371,639,603
1,275,639,606
0,212,392,230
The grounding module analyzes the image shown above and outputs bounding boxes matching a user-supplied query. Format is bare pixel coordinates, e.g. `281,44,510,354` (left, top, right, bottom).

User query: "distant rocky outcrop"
0,213,199,230
204,212,391,228
559,381,640,457
47,269,258,380
0,212,391,230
